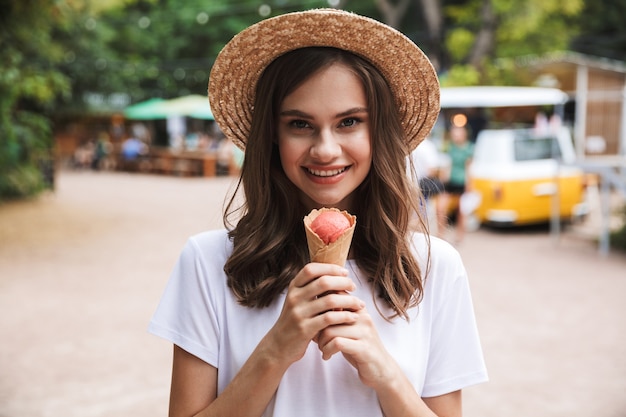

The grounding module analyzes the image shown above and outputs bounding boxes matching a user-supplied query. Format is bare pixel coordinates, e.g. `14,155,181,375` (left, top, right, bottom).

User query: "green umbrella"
165,94,214,120
188,106,214,120
123,95,214,120
123,98,169,120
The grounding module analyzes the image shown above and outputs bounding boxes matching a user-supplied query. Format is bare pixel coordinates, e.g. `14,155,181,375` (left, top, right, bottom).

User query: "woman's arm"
423,391,462,417
169,338,292,417
374,364,461,417
169,345,217,416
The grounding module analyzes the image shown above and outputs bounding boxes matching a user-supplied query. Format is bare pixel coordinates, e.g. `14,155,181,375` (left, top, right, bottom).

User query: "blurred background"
1,0,625,416
1,0,625,198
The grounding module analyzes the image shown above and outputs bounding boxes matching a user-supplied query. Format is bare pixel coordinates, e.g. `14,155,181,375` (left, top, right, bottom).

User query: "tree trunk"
467,0,497,69
417,0,443,71
375,0,412,29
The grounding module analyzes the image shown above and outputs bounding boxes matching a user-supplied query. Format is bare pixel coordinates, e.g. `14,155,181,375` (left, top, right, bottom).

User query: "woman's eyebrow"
280,107,368,118
336,107,368,117
279,109,312,118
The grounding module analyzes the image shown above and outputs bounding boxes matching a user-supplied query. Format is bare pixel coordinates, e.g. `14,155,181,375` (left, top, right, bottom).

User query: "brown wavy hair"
223,47,430,319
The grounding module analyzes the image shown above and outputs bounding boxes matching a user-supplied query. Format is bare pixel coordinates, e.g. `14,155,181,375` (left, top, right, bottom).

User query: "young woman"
149,9,487,417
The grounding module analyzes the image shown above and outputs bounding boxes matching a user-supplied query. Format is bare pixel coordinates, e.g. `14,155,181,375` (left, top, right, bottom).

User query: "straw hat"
208,8,440,153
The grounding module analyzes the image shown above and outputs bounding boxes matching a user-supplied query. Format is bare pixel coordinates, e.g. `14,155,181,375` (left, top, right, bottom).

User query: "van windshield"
514,137,562,161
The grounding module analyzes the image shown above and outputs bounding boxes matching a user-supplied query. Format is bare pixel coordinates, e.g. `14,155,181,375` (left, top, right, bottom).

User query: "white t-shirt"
149,229,488,416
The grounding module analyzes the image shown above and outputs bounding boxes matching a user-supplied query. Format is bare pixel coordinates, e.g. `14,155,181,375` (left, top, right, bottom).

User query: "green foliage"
443,0,584,85
1,0,615,202
494,0,582,57
0,164,48,200
445,28,475,62
440,65,481,87
0,0,72,200
0,131,49,201
0,106,54,200
571,0,626,61
63,0,335,104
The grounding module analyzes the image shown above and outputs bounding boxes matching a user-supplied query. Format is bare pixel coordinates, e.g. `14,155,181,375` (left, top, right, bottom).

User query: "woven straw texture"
208,9,440,153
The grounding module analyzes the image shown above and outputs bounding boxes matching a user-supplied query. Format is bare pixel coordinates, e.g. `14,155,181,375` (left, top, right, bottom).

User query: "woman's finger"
290,263,349,288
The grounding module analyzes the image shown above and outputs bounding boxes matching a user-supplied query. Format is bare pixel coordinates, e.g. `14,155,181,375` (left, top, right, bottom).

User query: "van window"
514,137,561,161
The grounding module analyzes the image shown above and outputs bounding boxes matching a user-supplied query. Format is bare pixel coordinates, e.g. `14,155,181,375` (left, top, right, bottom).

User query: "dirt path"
0,170,624,416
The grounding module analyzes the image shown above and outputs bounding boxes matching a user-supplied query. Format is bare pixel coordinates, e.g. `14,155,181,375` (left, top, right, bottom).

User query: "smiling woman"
149,9,487,417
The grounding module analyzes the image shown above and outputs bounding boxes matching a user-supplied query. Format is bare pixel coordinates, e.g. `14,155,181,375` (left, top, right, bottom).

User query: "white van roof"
440,86,569,108
473,126,577,164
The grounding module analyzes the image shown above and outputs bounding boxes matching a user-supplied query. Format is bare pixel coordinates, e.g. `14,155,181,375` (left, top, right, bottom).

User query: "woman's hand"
315,306,397,390
263,262,365,366
171,264,364,417
316,313,463,417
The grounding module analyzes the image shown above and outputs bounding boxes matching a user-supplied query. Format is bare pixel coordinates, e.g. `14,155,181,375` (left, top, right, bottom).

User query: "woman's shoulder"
171,229,233,296
189,228,230,244
183,228,232,260
409,232,465,277
410,232,460,259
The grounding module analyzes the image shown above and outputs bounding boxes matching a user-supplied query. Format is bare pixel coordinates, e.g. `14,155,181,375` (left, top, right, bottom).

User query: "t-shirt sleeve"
421,242,488,397
148,236,221,366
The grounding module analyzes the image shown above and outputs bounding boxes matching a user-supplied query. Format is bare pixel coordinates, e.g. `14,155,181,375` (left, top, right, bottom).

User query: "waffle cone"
304,208,356,266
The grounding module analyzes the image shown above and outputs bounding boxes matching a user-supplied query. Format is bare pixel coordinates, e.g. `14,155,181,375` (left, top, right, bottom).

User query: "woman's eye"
289,119,310,129
341,118,360,128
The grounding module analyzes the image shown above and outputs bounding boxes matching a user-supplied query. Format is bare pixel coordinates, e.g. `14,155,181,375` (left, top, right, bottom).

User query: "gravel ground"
0,170,624,417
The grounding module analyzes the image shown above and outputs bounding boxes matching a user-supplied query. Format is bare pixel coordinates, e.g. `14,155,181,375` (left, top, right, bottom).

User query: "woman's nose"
310,129,341,161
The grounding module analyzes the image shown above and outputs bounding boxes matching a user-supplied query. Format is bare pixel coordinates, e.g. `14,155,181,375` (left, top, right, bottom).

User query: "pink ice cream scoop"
310,210,351,244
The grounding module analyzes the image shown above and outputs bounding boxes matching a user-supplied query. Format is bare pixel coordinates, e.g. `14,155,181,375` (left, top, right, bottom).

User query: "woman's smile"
305,166,348,178
304,165,351,185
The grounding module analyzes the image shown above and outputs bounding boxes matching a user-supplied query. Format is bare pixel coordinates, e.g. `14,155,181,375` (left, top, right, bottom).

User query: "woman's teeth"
308,167,346,177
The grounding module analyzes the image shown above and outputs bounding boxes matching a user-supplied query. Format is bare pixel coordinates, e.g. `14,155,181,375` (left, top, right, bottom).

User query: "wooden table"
148,148,217,177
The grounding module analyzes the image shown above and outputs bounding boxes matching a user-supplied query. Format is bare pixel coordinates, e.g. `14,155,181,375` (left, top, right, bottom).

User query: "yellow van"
438,86,589,226
469,126,588,226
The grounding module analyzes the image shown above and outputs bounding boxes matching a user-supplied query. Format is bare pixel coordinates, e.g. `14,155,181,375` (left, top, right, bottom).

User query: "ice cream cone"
304,208,356,266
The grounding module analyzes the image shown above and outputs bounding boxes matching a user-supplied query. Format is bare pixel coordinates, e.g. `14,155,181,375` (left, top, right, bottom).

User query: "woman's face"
277,63,372,211
450,126,468,145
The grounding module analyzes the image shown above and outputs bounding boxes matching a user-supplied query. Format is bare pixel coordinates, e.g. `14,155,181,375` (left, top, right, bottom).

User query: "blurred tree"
3,0,607,200
75,0,345,104
416,0,443,71
0,0,71,200
570,0,626,61
56,0,425,108
441,0,583,85
376,0,411,28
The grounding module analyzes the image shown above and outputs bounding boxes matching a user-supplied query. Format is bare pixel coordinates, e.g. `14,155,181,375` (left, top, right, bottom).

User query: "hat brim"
208,9,440,153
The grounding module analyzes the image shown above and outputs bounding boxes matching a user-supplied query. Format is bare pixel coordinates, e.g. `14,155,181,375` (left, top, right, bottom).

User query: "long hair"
223,47,429,319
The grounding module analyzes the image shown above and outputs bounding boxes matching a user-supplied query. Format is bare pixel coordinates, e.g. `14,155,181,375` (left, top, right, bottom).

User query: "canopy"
440,86,569,109
163,95,214,120
123,98,169,120
123,94,214,120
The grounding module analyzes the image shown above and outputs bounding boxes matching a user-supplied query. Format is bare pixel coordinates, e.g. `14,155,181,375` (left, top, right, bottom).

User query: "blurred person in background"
72,139,95,169
216,137,234,176
408,136,443,231
91,132,114,171
120,135,148,171
437,123,474,245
